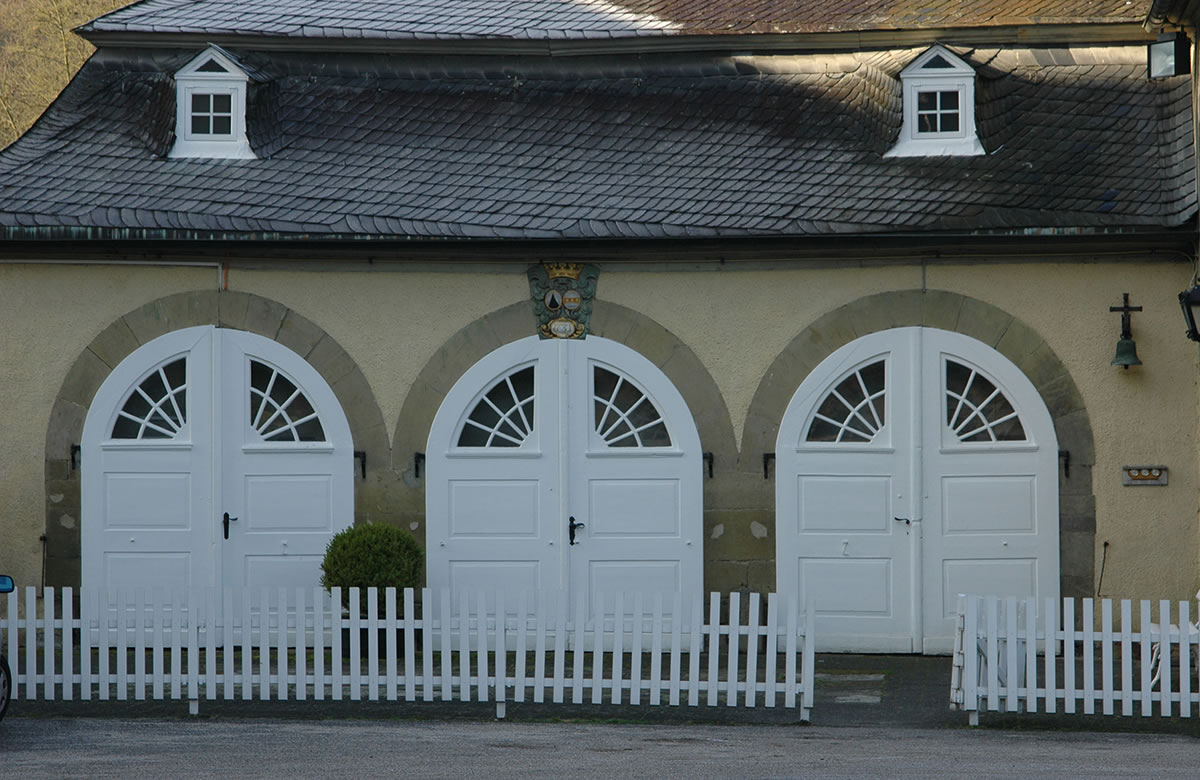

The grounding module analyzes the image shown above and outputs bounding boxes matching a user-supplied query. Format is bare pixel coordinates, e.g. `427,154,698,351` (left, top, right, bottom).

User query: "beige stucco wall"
2,258,1197,604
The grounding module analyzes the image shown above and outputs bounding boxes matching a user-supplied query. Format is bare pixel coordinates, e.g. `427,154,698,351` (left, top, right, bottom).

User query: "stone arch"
742,289,1095,600
390,299,738,581
44,290,388,587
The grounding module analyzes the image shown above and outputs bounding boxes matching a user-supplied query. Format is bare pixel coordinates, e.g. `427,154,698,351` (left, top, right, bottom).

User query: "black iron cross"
1110,293,1142,340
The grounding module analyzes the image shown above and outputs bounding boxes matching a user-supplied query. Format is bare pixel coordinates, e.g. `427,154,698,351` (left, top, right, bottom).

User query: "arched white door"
427,336,702,619
776,327,1058,653
82,326,354,594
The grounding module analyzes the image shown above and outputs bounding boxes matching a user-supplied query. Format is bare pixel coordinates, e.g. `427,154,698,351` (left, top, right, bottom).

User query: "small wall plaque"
1122,466,1167,486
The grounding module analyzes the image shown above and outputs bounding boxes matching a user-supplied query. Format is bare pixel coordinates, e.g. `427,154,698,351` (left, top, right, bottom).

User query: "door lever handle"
894,517,911,526
568,516,585,546
223,512,238,539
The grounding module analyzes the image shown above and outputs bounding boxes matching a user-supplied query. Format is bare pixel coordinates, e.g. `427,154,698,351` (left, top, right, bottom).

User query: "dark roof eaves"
74,22,1160,56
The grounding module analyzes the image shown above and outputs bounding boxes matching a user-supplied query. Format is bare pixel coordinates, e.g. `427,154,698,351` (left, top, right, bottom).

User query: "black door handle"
894,517,910,526
568,516,585,545
223,512,238,539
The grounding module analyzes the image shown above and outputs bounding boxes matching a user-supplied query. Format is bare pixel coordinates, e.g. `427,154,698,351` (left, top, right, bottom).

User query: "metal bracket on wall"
414,452,425,479
353,451,366,480
763,452,775,480
1058,449,1070,479
702,452,714,479
71,444,81,471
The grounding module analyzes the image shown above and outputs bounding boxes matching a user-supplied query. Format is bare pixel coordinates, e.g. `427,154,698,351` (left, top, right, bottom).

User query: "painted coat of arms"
527,263,599,339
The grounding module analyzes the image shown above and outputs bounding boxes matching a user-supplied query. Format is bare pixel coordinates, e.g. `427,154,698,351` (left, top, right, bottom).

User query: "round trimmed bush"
320,523,423,611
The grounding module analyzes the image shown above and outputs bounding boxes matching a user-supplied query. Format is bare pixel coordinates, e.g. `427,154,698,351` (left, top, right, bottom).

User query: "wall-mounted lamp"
1110,293,1142,369
1179,283,1200,341
1149,32,1191,79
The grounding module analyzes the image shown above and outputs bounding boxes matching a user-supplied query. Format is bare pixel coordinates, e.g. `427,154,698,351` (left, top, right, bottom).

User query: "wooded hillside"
0,0,127,149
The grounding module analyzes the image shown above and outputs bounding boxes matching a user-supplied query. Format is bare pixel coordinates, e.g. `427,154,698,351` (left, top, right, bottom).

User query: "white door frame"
426,335,703,619
776,327,1059,653
82,326,354,594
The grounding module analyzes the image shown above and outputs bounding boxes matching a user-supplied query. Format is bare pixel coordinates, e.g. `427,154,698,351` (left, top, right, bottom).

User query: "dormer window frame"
886,45,984,158
169,46,255,160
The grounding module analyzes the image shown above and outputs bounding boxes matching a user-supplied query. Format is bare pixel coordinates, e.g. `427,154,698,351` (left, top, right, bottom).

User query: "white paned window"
190,92,233,136
593,366,671,447
249,360,326,442
112,358,187,439
886,45,984,158
170,46,255,159
458,366,535,447
805,360,886,443
945,360,1026,443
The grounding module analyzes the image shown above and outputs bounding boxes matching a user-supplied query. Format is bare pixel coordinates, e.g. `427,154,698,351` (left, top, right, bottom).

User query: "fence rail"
951,594,1200,725
1,587,815,719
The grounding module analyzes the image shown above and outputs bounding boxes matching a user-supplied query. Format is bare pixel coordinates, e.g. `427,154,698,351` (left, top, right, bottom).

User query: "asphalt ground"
6,654,1200,737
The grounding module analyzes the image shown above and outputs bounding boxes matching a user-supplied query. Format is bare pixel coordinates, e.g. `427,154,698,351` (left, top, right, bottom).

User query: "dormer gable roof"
169,44,255,160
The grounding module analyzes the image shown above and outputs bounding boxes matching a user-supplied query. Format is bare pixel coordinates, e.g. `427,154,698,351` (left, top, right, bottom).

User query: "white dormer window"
886,45,984,158
169,46,255,159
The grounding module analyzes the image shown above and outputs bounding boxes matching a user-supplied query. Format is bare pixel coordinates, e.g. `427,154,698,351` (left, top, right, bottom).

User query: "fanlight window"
806,360,886,443
458,366,535,447
249,360,326,442
945,360,1026,442
593,366,671,447
112,358,188,439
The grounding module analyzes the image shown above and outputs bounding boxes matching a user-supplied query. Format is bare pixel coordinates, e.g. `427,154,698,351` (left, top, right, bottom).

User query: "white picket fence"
1,587,815,719
951,595,1200,725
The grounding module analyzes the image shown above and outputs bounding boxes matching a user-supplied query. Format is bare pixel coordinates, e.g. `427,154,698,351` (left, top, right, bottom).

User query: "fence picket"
404,588,417,702
1159,600,1172,717
1081,598,1095,715
1180,600,1192,718
63,589,75,701
1004,596,1017,713
590,593,604,705
421,588,434,703
1120,599,1132,716
476,591,489,703
1023,596,1037,713
706,593,720,707
496,592,507,708
669,591,684,707
534,591,549,704
784,595,798,710
727,592,741,708
745,593,761,709
81,589,94,701
1101,599,1114,716
630,593,644,707
765,593,779,709
612,593,624,705
1043,596,1055,714
1063,598,1075,714
296,588,308,702
366,588,379,701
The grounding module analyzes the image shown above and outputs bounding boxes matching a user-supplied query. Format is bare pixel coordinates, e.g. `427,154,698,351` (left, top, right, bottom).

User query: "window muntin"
189,92,233,136
249,360,326,442
916,90,960,134
593,366,671,447
112,358,188,440
458,366,535,448
805,360,886,443
945,360,1026,443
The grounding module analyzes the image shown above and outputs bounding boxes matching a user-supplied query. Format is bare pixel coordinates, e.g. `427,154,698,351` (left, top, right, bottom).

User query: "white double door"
777,328,1058,653
427,336,702,621
82,326,353,595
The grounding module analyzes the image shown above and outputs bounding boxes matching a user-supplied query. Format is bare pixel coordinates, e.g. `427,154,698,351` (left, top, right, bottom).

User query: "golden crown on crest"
543,262,583,280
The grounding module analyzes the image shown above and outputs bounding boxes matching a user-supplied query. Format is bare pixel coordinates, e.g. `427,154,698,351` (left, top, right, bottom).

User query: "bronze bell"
1110,294,1143,369
1111,337,1142,369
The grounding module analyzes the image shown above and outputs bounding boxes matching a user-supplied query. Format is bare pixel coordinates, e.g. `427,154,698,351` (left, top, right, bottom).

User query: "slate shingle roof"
82,0,1152,41
0,45,1192,241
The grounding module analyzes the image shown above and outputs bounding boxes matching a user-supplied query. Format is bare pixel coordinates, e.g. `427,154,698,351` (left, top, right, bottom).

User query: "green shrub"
320,523,423,612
